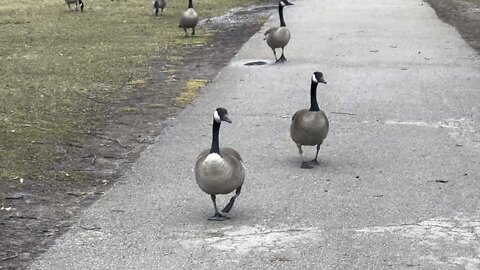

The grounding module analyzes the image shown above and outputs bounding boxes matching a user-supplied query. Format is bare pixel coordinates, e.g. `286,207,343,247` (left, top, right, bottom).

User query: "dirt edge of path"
424,0,480,53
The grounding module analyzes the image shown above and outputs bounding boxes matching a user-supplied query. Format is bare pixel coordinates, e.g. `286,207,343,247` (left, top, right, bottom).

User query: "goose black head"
280,0,294,6
312,72,327,84
214,108,232,123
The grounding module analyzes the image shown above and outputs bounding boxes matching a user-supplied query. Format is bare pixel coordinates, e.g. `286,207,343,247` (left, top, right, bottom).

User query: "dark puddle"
244,61,268,66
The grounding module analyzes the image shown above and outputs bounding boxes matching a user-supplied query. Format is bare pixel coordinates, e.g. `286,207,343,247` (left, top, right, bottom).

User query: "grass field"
0,0,262,181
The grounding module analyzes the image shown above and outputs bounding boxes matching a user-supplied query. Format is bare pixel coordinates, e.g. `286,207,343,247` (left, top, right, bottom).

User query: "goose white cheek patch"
312,74,318,83
214,110,221,122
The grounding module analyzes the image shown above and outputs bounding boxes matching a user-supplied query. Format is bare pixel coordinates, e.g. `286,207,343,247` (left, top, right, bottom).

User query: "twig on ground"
80,226,102,231
5,195,24,200
330,111,356,116
0,253,18,262
7,215,38,220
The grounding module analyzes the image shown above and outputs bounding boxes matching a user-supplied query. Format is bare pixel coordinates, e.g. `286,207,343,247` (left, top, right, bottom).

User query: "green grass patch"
0,0,264,181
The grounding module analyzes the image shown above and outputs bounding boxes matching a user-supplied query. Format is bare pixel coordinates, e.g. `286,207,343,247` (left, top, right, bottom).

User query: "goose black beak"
320,79,327,84
223,115,232,123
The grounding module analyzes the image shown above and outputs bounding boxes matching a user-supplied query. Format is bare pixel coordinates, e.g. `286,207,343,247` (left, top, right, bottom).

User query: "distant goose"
153,0,166,16
264,0,293,63
179,0,199,36
65,0,84,12
195,108,245,221
290,72,329,169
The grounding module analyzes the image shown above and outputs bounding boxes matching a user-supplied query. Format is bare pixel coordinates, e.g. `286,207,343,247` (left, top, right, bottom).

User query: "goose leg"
297,144,313,169
222,186,242,213
272,49,279,62
308,144,321,165
183,28,188,36
191,27,195,36
208,195,229,221
278,47,287,63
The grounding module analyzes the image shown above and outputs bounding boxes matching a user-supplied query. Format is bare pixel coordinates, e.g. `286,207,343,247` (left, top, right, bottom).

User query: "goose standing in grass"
153,0,166,16
264,0,293,63
290,72,329,169
65,0,84,12
179,0,199,36
195,108,245,221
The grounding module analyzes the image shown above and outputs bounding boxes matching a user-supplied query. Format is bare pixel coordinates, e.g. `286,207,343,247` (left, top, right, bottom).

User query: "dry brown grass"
0,0,263,181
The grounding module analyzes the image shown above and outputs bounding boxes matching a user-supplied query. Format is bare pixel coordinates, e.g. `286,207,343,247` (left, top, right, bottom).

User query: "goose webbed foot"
209,194,229,221
309,158,319,165
301,161,314,169
208,212,230,221
301,158,319,168
277,54,287,63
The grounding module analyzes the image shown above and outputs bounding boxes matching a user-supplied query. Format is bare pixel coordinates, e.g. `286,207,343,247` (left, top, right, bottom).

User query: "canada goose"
195,108,245,221
264,0,293,63
290,72,329,169
153,0,166,16
65,0,84,12
179,0,198,36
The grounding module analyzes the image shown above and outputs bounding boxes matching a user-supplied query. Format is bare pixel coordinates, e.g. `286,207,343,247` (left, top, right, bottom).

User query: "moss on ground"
0,0,264,181
175,79,209,107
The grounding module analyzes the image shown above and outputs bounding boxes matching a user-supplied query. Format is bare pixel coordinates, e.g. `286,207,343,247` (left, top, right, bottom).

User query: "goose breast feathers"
179,8,198,28
195,148,245,195
265,27,291,49
290,109,329,146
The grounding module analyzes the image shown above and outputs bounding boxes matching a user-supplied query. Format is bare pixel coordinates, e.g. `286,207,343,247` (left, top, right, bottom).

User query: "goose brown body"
265,0,293,62
290,109,329,146
265,27,291,50
153,0,166,15
195,148,245,195
290,72,329,168
179,8,198,29
194,108,244,220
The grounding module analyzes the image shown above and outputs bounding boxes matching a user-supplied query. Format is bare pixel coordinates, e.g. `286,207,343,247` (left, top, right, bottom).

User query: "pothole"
244,61,267,66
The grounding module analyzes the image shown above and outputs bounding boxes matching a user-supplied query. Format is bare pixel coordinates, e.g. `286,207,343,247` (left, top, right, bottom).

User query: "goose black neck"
209,120,221,154
279,4,286,27
188,0,193,9
309,82,320,111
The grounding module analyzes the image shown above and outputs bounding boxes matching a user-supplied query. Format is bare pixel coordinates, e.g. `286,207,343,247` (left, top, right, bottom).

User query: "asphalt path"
30,0,480,269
